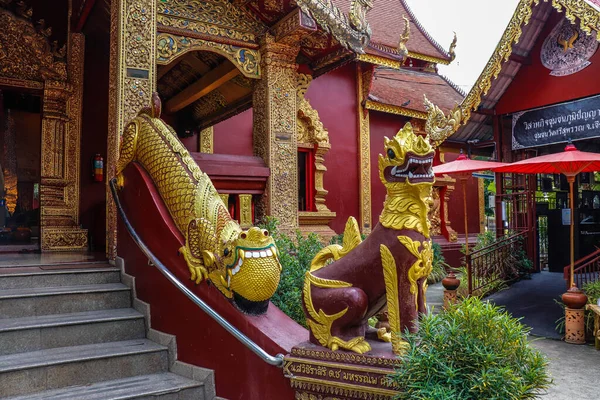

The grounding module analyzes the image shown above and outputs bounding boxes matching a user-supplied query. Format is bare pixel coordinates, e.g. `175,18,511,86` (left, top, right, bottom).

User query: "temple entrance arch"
0,4,87,251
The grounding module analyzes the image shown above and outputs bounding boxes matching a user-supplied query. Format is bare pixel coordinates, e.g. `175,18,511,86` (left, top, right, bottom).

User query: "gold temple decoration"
379,243,408,355
356,63,373,234
219,193,229,208
199,126,214,154
295,0,373,54
355,53,403,69
238,194,253,228
297,73,336,238
397,15,410,60
0,3,87,250
449,32,458,61
1,110,17,214
309,217,362,272
252,34,301,232
429,0,600,144
157,0,263,45
107,0,157,258
398,235,433,311
116,95,282,312
156,33,261,78
365,100,429,120
378,123,433,238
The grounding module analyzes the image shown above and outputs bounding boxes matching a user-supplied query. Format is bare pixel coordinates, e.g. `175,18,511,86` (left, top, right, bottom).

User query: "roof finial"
397,15,410,60
449,32,457,61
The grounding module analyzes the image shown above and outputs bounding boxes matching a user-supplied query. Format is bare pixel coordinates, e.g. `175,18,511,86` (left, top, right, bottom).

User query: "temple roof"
443,0,600,145
366,68,464,117
333,0,453,62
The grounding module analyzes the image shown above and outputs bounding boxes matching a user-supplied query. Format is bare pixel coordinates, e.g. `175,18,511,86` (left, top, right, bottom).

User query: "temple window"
298,147,316,212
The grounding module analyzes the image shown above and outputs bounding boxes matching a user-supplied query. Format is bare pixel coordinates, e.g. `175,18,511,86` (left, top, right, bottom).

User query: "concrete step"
0,308,145,355
0,339,169,398
3,373,205,400
0,283,131,318
0,266,120,289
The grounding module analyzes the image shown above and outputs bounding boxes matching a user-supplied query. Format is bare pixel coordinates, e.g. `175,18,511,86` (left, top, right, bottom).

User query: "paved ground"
427,274,600,399
487,271,566,339
532,338,600,399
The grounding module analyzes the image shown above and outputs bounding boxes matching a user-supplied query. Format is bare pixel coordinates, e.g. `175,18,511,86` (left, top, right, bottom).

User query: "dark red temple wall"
443,152,482,235
368,111,408,221
213,108,254,156
306,64,360,233
496,11,600,115
79,30,109,251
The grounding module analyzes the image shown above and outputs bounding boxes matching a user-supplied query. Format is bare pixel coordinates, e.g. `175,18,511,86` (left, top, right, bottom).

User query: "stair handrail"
109,178,285,368
563,246,600,285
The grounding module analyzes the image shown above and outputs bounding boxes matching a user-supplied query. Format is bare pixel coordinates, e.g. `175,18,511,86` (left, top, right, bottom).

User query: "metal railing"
564,247,600,289
466,230,529,295
109,178,284,368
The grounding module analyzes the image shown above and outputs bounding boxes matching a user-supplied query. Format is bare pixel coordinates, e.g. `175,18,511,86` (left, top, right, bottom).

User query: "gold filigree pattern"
0,6,67,82
157,0,263,43
365,100,428,120
252,35,299,231
430,0,600,144
356,53,403,69
156,33,260,78
295,0,372,54
310,217,362,272
398,236,433,310
199,126,214,153
357,64,373,234
379,244,407,355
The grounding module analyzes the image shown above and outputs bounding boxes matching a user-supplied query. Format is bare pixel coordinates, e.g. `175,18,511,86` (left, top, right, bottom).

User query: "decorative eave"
365,99,428,120
356,53,403,69
407,51,452,65
399,0,453,61
425,0,600,145
295,0,373,54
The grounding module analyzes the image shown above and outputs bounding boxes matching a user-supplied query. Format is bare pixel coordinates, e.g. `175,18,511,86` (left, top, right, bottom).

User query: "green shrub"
428,242,449,284
583,280,600,304
258,217,324,327
391,297,551,400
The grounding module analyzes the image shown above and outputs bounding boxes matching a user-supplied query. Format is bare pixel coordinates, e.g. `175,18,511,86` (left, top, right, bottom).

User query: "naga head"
217,227,281,315
378,122,435,191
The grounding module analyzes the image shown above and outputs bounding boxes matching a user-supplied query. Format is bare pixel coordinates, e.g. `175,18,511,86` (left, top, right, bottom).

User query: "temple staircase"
0,262,218,399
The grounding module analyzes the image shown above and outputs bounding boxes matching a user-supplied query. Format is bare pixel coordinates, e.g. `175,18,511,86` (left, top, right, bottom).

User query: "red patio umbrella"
433,153,508,255
494,142,600,289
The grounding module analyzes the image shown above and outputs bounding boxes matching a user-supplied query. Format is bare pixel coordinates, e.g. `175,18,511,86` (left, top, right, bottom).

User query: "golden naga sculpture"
302,122,434,354
116,93,282,315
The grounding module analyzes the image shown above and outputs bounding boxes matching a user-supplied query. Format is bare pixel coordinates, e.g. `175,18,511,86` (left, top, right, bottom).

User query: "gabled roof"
332,0,453,63
366,68,464,118
432,0,600,145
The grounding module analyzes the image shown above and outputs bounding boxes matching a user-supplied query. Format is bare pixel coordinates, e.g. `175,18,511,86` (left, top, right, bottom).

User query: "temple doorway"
0,89,42,252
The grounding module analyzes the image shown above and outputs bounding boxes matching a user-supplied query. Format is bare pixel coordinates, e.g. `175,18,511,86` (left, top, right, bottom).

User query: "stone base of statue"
284,339,400,400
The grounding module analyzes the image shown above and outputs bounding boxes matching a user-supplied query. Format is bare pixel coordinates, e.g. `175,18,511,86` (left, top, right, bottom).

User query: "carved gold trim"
427,0,600,144
107,0,157,259
356,63,372,234
290,346,401,367
407,51,451,65
284,357,393,375
356,53,403,69
0,77,44,90
479,178,485,233
289,375,398,398
219,193,229,208
380,244,404,355
365,100,428,120
239,194,253,228
295,0,373,54
252,34,299,232
200,126,214,153
156,33,260,78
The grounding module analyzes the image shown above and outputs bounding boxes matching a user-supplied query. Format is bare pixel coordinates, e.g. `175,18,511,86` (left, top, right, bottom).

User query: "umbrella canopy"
433,153,508,176
494,143,600,176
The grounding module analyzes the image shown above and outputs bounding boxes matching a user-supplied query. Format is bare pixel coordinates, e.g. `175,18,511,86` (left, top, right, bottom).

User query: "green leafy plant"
258,217,324,327
428,242,449,284
391,297,552,400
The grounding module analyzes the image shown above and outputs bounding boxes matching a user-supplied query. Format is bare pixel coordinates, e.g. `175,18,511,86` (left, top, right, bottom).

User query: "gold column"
239,194,253,228
356,63,372,234
200,126,214,154
40,33,88,251
107,0,157,258
252,34,299,232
